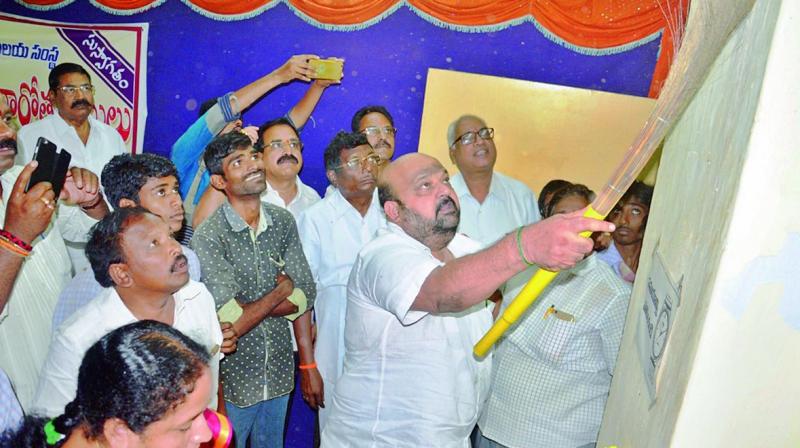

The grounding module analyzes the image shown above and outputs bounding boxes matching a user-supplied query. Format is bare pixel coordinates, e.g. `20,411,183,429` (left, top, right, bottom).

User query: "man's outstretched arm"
413,209,615,313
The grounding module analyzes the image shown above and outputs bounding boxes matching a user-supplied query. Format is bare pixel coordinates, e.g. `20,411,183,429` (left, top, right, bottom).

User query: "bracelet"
80,196,104,210
515,226,535,267
0,229,32,251
0,238,30,257
298,362,317,370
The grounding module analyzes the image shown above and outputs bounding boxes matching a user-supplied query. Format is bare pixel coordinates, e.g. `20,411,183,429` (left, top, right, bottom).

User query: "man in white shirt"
51,153,205,330
297,131,386,428
321,153,615,447
17,62,124,272
447,114,539,246
32,207,225,417
448,114,541,309
0,95,106,411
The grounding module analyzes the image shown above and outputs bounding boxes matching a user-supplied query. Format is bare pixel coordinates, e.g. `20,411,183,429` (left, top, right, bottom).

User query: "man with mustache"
352,105,396,167
191,118,321,227
192,132,316,448
17,62,119,273
0,95,106,412
296,131,386,429
321,153,614,447
174,55,337,218
32,207,224,417
50,153,209,329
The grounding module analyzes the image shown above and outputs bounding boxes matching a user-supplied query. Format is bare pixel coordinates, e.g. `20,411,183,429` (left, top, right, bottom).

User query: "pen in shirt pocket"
543,305,575,322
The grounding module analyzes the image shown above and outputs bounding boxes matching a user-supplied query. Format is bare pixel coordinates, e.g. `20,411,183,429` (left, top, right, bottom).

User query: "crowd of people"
0,58,653,448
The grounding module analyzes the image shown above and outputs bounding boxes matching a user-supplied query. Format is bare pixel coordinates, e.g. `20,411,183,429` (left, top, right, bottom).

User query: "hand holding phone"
308,58,344,81
5,160,57,245
26,137,71,199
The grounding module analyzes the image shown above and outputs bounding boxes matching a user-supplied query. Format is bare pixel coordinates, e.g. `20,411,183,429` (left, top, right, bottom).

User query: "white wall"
598,0,800,445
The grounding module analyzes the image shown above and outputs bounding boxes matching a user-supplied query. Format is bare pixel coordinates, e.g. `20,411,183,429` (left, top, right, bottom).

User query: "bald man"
321,153,614,447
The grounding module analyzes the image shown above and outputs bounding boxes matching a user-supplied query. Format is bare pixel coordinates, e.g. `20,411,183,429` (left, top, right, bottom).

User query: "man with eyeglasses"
191,117,321,227
17,63,120,273
448,115,540,311
447,115,539,247
351,105,396,167
296,131,386,431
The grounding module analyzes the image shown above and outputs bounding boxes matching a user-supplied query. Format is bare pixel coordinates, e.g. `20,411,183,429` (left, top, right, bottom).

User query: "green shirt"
191,201,316,407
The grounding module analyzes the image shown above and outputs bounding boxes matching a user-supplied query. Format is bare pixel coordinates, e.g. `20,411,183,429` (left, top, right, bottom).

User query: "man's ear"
326,169,337,188
118,198,137,209
47,90,56,104
384,200,400,221
448,147,457,164
210,173,226,191
108,263,133,288
103,418,136,448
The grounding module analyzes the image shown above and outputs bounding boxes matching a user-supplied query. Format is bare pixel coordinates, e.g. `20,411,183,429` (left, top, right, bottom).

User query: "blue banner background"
0,1,659,195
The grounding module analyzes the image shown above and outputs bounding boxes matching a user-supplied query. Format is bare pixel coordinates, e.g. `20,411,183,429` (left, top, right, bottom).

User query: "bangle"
0,229,32,252
298,362,317,370
0,238,30,257
515,226,535,267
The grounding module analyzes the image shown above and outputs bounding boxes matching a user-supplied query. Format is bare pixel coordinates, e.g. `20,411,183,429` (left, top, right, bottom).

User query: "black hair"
323,131,370,170
203,131,256,176
198,98,218,118
623,181,654,208
255,117,299,151
101,153,179,208
351,105,394,132
48,63,91,92
538,179,572,218
3,320,210,447
85,207,152,287
543,183,594,218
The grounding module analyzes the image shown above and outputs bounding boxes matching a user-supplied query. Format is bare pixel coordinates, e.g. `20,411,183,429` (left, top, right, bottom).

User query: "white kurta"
32,280,223,417
0,166,72,411
321,224,493,448
17,113,126,272
296,189,385,429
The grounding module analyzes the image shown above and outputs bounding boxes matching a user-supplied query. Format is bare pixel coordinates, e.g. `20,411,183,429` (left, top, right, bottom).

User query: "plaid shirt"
192,201,315,407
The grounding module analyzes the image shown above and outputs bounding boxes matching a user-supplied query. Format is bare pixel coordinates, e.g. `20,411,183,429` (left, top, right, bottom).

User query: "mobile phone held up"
26,137,72,199
308,58,344,81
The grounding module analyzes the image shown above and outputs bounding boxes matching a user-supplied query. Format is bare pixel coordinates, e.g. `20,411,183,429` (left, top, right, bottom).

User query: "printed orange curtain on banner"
20,0,688,97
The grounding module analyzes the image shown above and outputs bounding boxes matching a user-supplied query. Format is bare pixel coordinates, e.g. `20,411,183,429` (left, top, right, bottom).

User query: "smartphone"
26,137,71,198
308,58,343,81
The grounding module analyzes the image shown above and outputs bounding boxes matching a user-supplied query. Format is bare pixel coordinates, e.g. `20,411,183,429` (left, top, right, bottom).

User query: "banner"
0,13,147,153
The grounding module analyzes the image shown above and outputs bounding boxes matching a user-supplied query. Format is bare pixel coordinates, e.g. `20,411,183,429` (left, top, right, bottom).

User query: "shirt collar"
262,175,307,207
51,110,97,137
107,280,202,321
329,187,381,220
222,200,273,234
452,172,502,202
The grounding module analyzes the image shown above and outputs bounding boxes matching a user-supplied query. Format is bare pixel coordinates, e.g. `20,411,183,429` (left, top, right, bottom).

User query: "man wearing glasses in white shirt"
17,62,123,272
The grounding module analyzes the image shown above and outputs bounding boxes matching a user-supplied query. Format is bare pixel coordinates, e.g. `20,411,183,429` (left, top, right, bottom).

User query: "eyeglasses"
361,126,397,138
265,139,303,152
57,84,95,96
336,153,382,170
451,127,494,147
